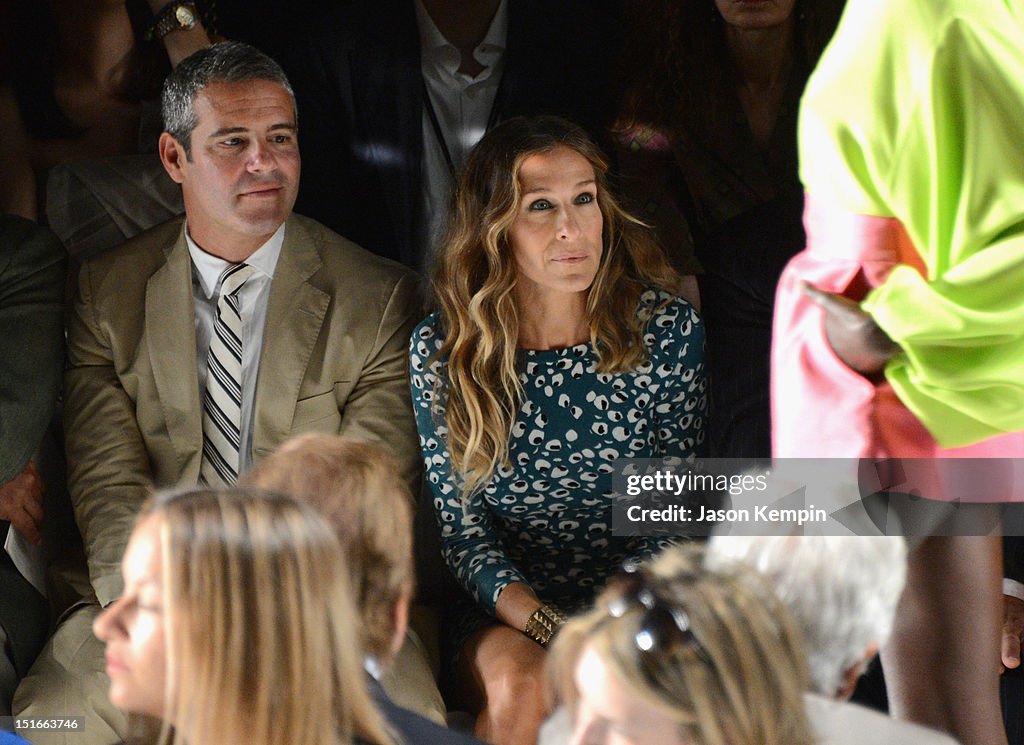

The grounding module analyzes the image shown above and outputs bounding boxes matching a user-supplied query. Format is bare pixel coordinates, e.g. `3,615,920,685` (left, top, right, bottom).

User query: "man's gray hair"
705,535,907,698
161,41,295,156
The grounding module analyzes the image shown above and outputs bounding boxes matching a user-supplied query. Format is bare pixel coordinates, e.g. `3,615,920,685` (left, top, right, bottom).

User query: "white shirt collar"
414,0,508,77
185,222,286,299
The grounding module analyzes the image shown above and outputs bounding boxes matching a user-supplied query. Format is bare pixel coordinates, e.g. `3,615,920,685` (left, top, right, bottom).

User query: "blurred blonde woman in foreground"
92,487,393,745
548,546,814,745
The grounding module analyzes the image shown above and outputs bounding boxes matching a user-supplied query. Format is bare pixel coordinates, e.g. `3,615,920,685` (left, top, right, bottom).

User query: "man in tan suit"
14,41,421,745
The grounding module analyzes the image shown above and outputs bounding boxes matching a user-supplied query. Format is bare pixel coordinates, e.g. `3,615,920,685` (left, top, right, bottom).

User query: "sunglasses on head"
604,560,713,669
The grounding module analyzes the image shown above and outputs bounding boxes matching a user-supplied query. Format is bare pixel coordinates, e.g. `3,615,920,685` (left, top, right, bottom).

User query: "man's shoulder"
805,694,962,745
0,214,65,282
373,687,483,745
78,216,184,280
0,214,62,260
287,213,419,290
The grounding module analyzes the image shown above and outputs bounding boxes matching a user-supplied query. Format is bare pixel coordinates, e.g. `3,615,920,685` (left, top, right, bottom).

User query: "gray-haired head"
161,41,295,157
705,535,907,699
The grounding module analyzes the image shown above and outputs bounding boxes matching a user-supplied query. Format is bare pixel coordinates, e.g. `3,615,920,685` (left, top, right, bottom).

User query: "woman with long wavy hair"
410,115,707,745
91,487,394,745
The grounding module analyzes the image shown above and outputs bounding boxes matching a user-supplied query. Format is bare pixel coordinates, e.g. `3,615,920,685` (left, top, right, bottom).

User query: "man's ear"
159,132,187,184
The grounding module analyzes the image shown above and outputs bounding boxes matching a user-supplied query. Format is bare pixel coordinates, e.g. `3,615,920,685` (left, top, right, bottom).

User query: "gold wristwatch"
146,2,198,41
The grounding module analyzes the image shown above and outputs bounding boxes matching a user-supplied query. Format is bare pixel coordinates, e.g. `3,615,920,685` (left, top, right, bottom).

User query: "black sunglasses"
604,560,713,669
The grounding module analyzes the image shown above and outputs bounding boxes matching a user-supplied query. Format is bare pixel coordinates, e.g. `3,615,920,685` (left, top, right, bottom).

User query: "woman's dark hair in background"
616,0,845,137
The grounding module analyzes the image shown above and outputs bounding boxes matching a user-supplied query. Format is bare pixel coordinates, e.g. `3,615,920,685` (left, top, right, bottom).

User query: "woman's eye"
575,192,596,204
528,199,553,211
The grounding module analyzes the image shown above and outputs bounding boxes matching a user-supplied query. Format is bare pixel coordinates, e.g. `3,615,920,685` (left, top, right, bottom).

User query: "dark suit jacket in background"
0,216,64,683
0,216,65,483
281,0,624,267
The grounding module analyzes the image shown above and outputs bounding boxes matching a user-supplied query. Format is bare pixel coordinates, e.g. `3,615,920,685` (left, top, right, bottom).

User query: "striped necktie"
200,263,256,486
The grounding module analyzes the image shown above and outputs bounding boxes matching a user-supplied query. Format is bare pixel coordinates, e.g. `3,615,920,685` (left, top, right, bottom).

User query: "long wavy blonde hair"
431,115,683,498
138,487,394,745
548,546,815,745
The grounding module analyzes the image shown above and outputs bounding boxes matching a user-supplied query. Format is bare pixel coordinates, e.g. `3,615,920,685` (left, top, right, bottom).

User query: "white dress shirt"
414,0,508,269
186,223,285,473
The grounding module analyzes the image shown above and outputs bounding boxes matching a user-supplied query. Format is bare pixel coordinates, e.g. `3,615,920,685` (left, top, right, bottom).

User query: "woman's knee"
470,629,548,711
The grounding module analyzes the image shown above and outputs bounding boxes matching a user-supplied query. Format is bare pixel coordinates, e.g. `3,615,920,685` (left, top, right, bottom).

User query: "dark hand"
1003,594,1024,672
803,281,899,376
0,460,45,545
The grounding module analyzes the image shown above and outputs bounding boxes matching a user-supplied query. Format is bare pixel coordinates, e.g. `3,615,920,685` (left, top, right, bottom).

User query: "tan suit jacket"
64,213,422,605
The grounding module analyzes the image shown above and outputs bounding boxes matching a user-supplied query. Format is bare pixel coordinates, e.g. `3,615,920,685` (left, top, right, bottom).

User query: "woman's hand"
495,581,545,633
802,281,899,376
143,0,213,67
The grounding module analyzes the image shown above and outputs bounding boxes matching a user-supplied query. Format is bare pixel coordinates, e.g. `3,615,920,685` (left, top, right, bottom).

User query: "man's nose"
246,139,276,171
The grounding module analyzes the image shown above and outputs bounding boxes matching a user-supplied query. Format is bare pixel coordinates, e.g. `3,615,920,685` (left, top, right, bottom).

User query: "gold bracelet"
524,604,566,648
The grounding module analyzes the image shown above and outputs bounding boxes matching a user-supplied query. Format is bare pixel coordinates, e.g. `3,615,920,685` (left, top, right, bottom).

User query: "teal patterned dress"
410,290,706,623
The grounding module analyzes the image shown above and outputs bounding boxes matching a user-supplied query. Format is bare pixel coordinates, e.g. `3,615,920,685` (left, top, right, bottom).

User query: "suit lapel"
145,229,202,480
252,217,330,453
